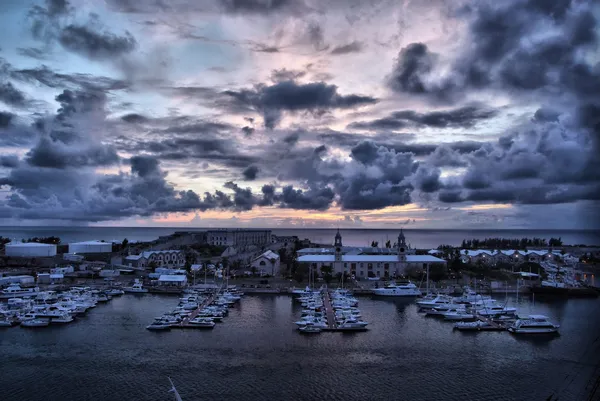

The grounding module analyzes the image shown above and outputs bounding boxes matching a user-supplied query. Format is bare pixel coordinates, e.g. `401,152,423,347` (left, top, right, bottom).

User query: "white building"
69,240,112,254
123,250,185,268
158,274,187,287
5,242,57,257
251,250,280,276
297,230,446,279
206,229,272,247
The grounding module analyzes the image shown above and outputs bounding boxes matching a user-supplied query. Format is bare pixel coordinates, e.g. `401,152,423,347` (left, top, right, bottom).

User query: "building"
251,250,280,276
5,242,57,257
206,229,272,247
458,249,561,266
69,240,112,254
157,274,187,287
297,229,446,278
123,250,185,268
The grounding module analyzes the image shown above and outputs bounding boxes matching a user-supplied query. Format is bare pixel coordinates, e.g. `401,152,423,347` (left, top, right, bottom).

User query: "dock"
175,292,216,328
321,290,337,331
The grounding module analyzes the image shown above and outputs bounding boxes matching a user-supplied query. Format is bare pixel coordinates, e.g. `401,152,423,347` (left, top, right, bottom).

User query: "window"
259,260,266,266
384,263,389,270
367,263,373,270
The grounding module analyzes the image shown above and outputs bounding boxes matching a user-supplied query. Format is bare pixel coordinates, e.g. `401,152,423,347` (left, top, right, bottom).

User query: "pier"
321,290,337,331
175,292,216,328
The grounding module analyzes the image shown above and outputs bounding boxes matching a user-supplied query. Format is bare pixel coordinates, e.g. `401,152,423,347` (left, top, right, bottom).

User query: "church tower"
397,229,407,262
334,229,343,262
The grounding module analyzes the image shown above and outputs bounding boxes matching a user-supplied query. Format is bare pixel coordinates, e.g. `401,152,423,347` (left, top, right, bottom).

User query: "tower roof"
398,228,405,239
335,228,341,238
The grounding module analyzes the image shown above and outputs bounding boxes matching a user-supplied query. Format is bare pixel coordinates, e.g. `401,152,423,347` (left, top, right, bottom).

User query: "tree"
385,240,391,248
269,258,277,277
371,241,379,247
122,238,129,248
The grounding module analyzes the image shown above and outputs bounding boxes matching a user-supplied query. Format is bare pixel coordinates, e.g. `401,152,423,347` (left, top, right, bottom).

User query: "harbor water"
1,294,599,400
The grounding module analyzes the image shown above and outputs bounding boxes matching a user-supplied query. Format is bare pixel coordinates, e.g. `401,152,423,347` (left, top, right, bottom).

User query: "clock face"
400,247,405,253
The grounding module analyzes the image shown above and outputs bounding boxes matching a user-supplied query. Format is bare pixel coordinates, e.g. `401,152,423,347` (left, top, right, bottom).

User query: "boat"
106,289,124,296
123,280,148,294
0,285,40,299
416,295,453,310
373,281,422,297
188,317,215,328
298,324,322,333
49,313,74,324
337,318,368,330
147,321,172,331
454,287,491,303
21,318,50,328
508,315,560,334
453,320,494,331
443,311,476,321
0,319,18,327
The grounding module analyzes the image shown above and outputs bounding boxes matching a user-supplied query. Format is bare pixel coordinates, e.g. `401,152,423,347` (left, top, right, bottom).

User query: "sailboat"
168,377,183,401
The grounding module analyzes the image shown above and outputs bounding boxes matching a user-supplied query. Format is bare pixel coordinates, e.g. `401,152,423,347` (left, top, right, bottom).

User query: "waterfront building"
206,229,272,247
251,250,280,276
123,250,185,268
297,229,446,278
458,249,567,265
69,240,112,254
4,242,57,257
157,274,187,287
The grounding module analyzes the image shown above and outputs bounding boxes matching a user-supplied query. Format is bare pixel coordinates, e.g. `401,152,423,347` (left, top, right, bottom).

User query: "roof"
254,250,280,261
142,250,182,258
6,242,56,247
158,275,187,282
125,254,144,260
297,254,445,263
428,249,442,254
49,274,64,279
70,240,110,245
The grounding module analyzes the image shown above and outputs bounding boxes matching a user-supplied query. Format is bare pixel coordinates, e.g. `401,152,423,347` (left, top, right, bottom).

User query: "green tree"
385,240,391,248
122,238,129,248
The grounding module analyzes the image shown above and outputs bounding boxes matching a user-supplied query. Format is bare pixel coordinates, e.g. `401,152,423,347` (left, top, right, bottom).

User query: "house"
157,275,187,287
297,230,446,279
251,250,280,276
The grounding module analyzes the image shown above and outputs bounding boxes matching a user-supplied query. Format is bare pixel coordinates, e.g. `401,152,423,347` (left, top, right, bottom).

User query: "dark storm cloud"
224,80,377,128
58,25,137,60
330,41,363,55
25,136,120,168
349,105,497,131
16,47,50,61
121,113,149,123
270,68,306,83
279,185,335,210
11,65,128,91
0,82,26,107
242,165,259,180
220,0,296,14
387,43,437,95
241,126,254,136
0,111,14,127
0,155,19,168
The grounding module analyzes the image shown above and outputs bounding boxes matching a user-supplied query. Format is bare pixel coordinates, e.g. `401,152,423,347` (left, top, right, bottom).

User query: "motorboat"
146,320,172,331
299,325,322,333
443,310,476,321
472,302,517,316
508,315,560,334
50,313,74,324
426,305,465,317
123,280,148,293
180,302,199,310
372,281,422,297
0,319,18,327
454,287,491,304
416,295,454,310
295,318,328,328
106,289,125,296
337,318,368,330
453,320,493,331
188,317,215,328
21,318,50,328
0,285,40,299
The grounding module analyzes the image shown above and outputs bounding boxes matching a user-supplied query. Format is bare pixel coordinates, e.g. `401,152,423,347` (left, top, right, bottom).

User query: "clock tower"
397,229,407,263
334,229,343,262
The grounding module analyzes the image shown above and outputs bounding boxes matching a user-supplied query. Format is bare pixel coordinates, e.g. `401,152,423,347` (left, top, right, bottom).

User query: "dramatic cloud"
224,80,377,128
58,24,137,60
0,82,26,107
242,165,259,180
330,41,363,55
349,105,497,131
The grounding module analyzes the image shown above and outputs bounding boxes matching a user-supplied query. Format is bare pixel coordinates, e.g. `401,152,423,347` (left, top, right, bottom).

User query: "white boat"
0,319,17,327
147,321,172,331
106,289,125,296
454,287,491,303
443,310,476,321
508,315,560,334
417,295,453,309
50,313,74,324
188,317,215,328
453,320,493,331
337,318,368,330
373,281,422,297
298,324,322,333
426,305,465,316
123,280,148,293
0,285,40,299
21,318,50,328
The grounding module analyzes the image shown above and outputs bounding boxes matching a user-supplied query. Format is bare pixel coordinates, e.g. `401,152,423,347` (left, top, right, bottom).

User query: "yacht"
123,280,148,294
426,305,465,317
49,313,74,324
416,295,453,310
453,320,493,331
373,281,422,297
0,319,18,327
454,287,491,304
508,315,560,334
0,285,40,299
106,288,125,296
443,310,476,321
298,324,322,333
21,318,50,328
147,320,172,331
337,318,368,330
188,317,215,328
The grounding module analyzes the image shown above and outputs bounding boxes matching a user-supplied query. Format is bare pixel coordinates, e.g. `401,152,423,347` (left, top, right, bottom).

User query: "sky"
0,0,599,229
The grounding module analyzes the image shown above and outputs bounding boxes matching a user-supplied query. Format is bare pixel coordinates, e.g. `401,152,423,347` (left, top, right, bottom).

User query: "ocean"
1,227,599,248
1,294,599,401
